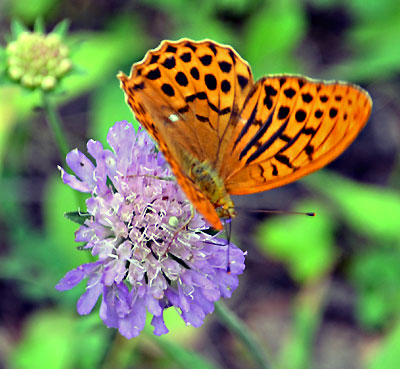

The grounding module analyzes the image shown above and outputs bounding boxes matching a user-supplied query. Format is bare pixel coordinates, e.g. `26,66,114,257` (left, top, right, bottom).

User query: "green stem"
214,300,275,369
41,92,70,164
41,92,86,210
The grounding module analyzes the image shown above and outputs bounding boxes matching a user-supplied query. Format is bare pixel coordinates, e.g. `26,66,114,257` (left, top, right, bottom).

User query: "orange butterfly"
118,39,372,230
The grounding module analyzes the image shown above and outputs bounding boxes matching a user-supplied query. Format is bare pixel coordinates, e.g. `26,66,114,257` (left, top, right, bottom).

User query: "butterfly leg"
166,204,195,248
124,174,175,181
223,219,233,273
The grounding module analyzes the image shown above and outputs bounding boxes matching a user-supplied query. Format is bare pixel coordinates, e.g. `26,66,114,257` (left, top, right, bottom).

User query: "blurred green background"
1,0,400,368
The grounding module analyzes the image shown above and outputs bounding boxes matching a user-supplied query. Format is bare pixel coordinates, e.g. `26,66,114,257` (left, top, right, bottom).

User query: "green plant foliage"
64,211,91,225
367,320,400,369
9,0,59,22
43,175,91,279
61,17,148,101
9,311,110,369
256,200,336,284
90,76,138,142
302,170,400,242
151,333,223,369
349,248,400,328
244,0,306,76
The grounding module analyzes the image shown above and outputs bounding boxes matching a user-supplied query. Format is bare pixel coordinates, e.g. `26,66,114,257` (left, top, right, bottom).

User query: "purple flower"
56,121,246,339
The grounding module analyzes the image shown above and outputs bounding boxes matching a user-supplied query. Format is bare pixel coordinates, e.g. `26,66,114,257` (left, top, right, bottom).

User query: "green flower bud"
56,59,71,76
41,75,56,90
8,66,23,80
21,74,35,87
5,28,71,90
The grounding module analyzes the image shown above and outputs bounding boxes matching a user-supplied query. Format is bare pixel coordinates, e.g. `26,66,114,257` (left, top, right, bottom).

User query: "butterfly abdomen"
189,159,236,220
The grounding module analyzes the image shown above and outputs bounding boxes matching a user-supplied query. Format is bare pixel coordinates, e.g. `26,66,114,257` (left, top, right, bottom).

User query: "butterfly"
118,39,372,230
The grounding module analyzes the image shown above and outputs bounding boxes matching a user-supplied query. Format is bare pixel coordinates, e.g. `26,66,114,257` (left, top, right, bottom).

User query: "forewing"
118,39,254,229
223,75,372,194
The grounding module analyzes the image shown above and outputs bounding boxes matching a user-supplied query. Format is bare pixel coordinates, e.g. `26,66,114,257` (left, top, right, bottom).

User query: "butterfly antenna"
223,219,232,273
238,207,315,217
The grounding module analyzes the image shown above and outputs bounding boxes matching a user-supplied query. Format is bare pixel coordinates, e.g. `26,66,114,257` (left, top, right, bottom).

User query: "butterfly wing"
119,39,254,229
222,75,372,194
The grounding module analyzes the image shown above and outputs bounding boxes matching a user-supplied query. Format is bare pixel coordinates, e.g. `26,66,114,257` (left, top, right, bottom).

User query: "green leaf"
256,200,336,284
9,312,76,369
244,0,306,77
9,0,58,22
52,19,70,38
152,334,223,369
10,18,28,39
302,170,400,242
8,311,110,369
43,174,90,279
279,282,326,369
349,248,400,328
33,16,45,34
64,211,91,225
90,76,138,142
59,23,147,99
367,320,400,369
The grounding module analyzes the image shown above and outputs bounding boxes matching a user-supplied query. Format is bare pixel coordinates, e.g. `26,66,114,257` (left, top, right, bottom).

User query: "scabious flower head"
56,121,245,339
5,30,71,90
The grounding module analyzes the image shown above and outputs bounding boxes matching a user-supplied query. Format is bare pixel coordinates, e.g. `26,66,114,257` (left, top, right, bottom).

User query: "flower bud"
5,29,71,90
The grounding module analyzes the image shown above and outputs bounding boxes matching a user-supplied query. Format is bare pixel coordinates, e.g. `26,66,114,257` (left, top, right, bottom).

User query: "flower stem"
41,91,86,210
214,300,275,369
41,92,70,164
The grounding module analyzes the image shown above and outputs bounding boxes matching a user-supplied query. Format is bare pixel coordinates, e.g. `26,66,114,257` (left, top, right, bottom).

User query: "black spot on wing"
200,55,212,66
132,82,144,91
303,127,317,135
284,88,296,98
161,83,174,97
264,85,278,109
315,109,323,118
175,72,188,86
149,54,159,64
238,75,249,89
278,106,290,120
295,109,307,123
208,43,218,55
208,101,231,115
146,68,161,80
163,56,176,69
302,93,313,103
185,42,197,52
219,61,232,73
180,52,191,62
320,95,329,103
196,92,207,100
275,154,293,168
195,114,210,123
205,74,217,90
221,80,231,93
185,94,196,103
178,105,189,114
228,49,236,64
190,67,200,80
305,144,314,158
166,45,177,53
329,108,338,118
